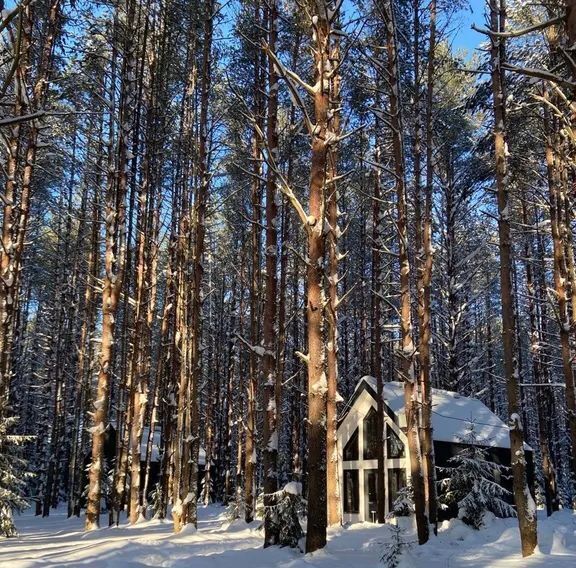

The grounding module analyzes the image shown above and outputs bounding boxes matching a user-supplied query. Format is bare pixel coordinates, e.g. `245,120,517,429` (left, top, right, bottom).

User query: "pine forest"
2,1,576,566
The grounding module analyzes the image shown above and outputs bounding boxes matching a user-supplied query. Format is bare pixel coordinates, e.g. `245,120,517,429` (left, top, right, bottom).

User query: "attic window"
363,408,379,460
343,428,359,461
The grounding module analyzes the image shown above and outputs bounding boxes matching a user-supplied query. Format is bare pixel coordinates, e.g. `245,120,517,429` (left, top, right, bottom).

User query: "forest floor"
1,505,576,567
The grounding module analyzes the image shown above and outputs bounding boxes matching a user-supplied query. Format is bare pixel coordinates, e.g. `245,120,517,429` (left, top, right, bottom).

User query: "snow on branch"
502,63,576,91
234,334,272,358
471,15,564,39
0,111,47,128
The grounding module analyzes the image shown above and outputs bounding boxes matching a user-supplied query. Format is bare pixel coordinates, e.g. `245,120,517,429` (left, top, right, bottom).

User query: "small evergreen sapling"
0,414,33,537
263,482,304,548
224,487,245,523
391,484,414,518
381,524,411,568
439,423,516,529
150,482,165,520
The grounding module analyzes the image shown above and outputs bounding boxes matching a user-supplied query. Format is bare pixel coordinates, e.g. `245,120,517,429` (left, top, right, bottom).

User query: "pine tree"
0,414,33,537
439,424,516,529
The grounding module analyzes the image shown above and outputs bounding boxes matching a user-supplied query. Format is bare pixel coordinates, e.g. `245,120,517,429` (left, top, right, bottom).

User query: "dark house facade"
337,376,534,523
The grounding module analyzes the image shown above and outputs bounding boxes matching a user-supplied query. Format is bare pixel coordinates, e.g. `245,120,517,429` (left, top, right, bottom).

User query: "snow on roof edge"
356,376,532,451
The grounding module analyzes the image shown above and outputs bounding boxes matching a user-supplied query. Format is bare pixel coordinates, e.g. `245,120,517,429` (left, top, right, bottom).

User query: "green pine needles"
0,413,34,537
439,423,516,529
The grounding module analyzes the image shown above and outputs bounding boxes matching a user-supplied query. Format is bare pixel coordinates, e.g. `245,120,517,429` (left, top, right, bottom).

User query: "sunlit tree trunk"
262,0,281,546
419,0,438,533
380,0,428,545
543,102,576,481
86,0,135,530
488,0,537,555
326,34,342,529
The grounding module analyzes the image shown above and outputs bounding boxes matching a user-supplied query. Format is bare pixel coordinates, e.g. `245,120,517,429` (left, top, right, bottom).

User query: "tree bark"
419,0,438,533
304,1,339,553
262,0,281,546
380,0,429,545
326,34,342,529
543,101,576,481
488,0,537,556
520,196,558,516
86,0,135,530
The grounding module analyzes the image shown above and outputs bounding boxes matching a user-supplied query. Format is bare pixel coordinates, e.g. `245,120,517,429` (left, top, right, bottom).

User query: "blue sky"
453,1,484,56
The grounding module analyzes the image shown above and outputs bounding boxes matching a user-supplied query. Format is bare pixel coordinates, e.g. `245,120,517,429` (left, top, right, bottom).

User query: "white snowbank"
1,505,574,567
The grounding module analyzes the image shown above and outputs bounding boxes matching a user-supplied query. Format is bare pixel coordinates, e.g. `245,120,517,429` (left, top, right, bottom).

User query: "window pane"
343,428,359,461
387,427,405,458
343,470,359,513
364,469,379,522
363,408,379,460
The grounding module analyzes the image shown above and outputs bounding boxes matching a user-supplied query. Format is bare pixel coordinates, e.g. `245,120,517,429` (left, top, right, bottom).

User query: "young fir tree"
0,414,33,537
391,484,414,518
439,423,516,529
264,482,304,549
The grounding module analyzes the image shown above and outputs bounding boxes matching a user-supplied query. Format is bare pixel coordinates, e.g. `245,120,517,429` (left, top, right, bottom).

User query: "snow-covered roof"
357,376,528,450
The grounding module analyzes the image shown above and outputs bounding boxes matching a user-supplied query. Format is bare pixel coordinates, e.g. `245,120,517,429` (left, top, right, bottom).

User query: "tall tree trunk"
262,0,281,546
521,196,558,516
186,0,213,528
326,34,341,529
128,11,159,522
171,14,197,532
69,152,101,517
301,0,341,552
371,141,386,524
245,0,263,523
86,0,135,530
380,0,429,545
543,102,576,481
419,0,438,533
488,0,537,555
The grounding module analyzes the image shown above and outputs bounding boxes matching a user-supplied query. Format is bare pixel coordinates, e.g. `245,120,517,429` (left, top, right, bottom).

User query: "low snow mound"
284,481,302,495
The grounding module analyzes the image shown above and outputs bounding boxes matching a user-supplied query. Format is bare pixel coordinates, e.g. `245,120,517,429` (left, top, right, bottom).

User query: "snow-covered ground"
1,506,575,567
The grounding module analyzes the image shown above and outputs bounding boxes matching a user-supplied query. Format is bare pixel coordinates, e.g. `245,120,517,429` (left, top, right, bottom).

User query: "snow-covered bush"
255,490,265,521
534,484,545,510
224,488,244,523
439,423,516,529
200,470,213,504
264,481,304,548
391,484,414,518
0,414,33,537
381,524,411,568
149,482,165,520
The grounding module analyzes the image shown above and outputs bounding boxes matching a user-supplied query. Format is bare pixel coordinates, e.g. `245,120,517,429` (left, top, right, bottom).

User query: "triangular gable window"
343,428,359,461
363,407,379,459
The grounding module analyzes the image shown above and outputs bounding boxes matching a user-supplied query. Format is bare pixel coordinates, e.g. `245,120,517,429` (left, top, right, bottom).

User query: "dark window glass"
388,468,407,511
343,470,359,513
387,427,405,458
363,408,379,459
364,469,379,522
343,428,359,461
